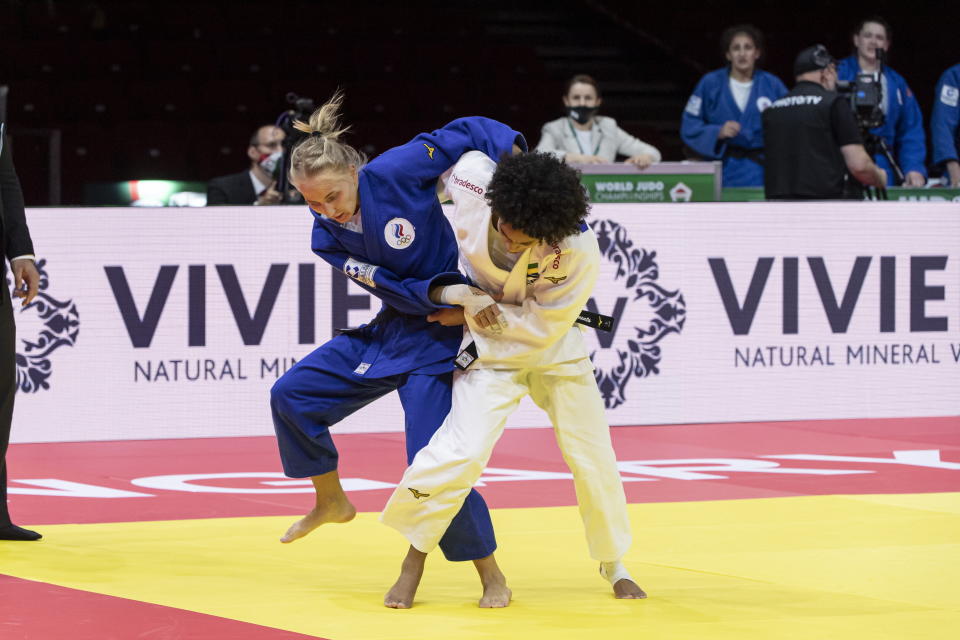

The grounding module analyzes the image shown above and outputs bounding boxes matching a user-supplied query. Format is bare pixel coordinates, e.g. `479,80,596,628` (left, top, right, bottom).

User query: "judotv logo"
8,259,79,392
587,220,686,409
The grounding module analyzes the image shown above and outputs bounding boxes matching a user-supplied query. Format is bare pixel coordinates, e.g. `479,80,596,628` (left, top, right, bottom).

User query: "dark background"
0,0,950,205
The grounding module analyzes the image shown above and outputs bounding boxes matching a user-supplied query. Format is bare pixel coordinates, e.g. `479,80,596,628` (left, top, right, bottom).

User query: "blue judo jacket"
931,63,960,167
837,56,927,183
680,68,787,187
308,117,526,379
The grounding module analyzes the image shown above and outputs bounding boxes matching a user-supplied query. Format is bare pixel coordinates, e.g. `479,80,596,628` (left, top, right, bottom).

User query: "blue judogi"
837,56,927,184
931,63,960,168
272,117,526,561
681,68,787,187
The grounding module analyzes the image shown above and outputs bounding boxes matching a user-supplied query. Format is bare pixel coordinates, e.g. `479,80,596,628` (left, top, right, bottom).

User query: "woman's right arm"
680,75,725,159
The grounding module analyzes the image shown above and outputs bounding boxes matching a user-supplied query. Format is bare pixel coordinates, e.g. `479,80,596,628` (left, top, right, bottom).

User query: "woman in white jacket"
536,74,661,167
381,151,644,607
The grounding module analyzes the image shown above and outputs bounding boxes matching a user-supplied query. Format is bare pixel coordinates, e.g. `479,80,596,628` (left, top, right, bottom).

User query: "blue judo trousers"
272,116,527,561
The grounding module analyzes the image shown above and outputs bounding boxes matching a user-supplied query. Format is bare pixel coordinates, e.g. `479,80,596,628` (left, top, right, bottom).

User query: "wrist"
438,284,471,305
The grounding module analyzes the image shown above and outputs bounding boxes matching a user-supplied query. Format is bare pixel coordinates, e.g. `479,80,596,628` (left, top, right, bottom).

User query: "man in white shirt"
380,151,644,608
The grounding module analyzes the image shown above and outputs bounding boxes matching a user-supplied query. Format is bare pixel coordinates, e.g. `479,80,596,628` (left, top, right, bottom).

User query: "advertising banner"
723,187,960,202
10,202,958,443
578,161,721,203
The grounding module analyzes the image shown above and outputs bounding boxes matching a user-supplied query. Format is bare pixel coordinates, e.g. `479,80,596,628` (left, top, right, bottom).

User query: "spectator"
535,74,661,167
206,125,285,205
681,24,787,187
763,45,886,200
837,16,927,187
931,63,960,187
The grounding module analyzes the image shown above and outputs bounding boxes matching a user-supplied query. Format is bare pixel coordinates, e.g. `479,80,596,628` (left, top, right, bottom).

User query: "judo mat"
2,416,958,639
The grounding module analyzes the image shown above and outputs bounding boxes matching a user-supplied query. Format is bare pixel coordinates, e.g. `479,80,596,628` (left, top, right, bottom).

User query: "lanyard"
568,120,601,155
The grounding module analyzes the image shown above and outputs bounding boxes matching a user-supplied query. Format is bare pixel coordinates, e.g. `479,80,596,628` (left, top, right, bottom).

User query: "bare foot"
613,578,647,599
474,554,511,608
280,501,356,543
384,546,427,609
280,471,357,543
479,580,512,608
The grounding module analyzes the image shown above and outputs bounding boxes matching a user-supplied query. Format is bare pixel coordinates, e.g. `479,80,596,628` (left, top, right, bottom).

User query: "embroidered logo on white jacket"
385,217,415,249
343,258,379,287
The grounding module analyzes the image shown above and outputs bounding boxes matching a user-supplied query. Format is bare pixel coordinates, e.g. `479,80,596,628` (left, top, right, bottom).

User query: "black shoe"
0,524,42,541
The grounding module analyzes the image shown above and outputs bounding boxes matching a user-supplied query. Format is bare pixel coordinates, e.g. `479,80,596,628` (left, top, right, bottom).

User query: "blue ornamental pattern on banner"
6,259,80,392
588,220,686,409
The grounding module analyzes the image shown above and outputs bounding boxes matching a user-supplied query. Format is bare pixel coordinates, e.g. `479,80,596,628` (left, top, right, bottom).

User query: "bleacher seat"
114,121,194,178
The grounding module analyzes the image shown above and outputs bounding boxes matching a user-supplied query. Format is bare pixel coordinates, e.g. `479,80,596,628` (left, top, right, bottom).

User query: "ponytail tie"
310,130,323,138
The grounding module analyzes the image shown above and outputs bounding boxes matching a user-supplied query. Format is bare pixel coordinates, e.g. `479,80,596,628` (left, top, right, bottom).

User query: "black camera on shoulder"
275,92,317,204
837,72,883,129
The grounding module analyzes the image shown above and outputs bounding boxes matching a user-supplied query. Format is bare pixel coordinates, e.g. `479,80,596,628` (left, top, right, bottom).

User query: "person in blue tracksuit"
837,16,927,187
681,24,787,187
931,63,960,187
270,92,525,608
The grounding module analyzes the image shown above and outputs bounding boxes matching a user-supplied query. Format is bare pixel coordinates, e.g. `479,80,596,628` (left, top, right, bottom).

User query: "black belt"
455,309,614,370
725,146,765,164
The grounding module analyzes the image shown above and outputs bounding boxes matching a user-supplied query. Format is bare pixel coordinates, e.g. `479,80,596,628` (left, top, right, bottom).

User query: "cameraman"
207,125,285,206
763,45,886,200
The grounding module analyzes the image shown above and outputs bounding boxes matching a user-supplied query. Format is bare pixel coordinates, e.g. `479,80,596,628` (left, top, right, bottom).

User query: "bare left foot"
474,553,511,608
384,546,427,609
613,578,647,599
479,580,512,608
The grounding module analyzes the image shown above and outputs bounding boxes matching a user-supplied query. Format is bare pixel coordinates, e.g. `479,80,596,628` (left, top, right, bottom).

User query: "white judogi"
380,151,631,563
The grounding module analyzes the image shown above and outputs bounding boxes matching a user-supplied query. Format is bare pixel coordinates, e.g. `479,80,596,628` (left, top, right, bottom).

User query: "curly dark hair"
485,152,589,245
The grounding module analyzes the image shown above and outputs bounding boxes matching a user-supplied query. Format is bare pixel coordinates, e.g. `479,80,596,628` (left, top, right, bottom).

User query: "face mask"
568,105,598,125
258,151,283,179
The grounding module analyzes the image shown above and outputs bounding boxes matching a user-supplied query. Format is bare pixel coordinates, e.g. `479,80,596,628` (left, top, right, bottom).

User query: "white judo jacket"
442,151,599,375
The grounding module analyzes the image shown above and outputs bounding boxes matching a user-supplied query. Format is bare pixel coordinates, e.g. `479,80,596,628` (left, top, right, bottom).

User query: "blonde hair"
289,91,367,182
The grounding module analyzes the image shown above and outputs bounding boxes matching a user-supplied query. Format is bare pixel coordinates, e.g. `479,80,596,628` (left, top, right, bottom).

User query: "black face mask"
568,105,598,125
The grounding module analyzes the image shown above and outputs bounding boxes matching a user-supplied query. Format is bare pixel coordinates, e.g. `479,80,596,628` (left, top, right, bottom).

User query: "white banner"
10,202,959,443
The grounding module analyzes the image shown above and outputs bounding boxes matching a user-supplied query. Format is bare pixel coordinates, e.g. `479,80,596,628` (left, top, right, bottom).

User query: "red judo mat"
0,575,326,640
6,416,959,526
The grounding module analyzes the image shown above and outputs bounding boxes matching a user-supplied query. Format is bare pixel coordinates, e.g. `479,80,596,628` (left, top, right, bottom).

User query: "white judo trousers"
380,364,631,563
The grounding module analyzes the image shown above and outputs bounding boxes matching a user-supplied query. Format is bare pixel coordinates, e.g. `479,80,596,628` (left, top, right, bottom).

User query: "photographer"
206,125,285,206
838,17,926,187
763,45,886,200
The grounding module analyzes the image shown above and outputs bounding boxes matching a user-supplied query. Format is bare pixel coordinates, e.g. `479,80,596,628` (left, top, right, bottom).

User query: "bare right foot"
280,471,357,543
280,500,356,543
384,546,427,609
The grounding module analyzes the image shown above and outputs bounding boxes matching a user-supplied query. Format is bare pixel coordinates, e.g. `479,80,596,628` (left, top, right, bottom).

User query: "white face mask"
259,150,283,176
